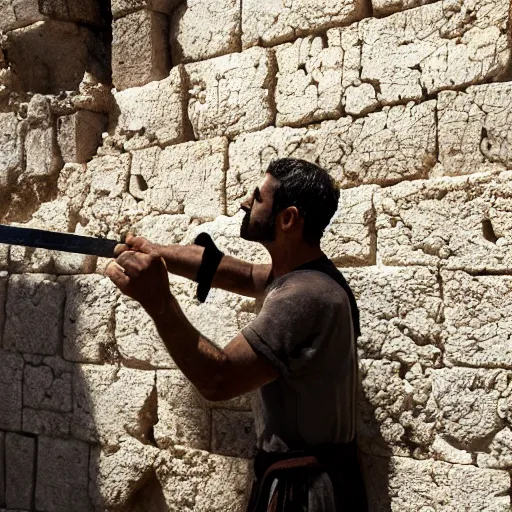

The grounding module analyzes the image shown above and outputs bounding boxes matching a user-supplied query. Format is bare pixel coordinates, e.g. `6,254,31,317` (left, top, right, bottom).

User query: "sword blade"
0,225,119,258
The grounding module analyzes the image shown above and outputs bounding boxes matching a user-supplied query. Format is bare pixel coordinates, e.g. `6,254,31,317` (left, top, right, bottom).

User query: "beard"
240,209,276,242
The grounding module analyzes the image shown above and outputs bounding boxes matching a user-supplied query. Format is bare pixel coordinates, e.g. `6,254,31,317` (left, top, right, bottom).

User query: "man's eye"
254,188,262,201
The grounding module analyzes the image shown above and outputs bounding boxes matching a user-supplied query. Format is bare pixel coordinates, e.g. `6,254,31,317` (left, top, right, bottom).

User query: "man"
106,158,368,511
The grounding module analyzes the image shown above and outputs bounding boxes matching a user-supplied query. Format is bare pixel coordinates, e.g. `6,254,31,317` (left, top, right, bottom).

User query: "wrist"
144,294,175,323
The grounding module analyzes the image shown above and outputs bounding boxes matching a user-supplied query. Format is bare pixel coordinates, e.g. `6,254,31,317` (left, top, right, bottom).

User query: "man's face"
240,174,278,243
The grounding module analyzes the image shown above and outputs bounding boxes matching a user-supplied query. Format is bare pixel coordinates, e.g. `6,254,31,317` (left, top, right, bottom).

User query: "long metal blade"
0,224,119,258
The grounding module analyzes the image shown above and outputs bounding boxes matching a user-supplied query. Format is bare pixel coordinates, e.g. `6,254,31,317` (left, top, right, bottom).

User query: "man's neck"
267,241,325,279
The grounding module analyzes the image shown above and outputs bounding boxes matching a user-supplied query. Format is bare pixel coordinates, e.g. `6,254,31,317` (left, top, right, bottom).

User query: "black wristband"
194,233,224,303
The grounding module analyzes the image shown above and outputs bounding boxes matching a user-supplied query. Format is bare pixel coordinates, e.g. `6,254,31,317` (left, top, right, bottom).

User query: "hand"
105,250,173,318
114,233,162,259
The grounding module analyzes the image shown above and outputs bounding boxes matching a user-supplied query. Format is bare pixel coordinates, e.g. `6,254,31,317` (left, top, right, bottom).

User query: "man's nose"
240,194,253,212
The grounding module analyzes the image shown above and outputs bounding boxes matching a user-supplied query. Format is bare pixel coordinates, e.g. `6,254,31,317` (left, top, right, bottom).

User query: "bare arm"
117,235,272,299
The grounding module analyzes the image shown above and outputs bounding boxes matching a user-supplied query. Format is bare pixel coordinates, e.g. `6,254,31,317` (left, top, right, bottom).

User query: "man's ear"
280,206,301,233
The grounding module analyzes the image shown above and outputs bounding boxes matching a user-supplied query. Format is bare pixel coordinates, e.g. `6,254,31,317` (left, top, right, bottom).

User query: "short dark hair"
266,158,340,245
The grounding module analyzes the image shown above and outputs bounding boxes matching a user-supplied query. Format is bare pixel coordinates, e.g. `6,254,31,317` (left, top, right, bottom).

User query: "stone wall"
0,0,511,510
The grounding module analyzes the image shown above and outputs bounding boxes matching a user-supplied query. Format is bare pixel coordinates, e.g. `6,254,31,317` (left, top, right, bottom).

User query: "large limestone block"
375,171,512,271
5,20,109,94
0,353,23,430
129,138,227,220
226,101,436,209
155,447,251,511
322,185,378,266
89,437,160,509
443,271,512,368
0,112,23,203
5,434,35,510
72,365,156,448
371,0,436,16
155,370,211,450
359,359,436,457
0,0,103,31
241,0,367,49
171,0,241,64
431,367,510,450
131,214,194,245
438,83,512,176
111,0,178,17
35,437,91,512
362,455,510,511
3,274,65,355
352,0,510,107
345,266,442,367
112,9,170,91
186,47,276,140
62,275,118,363
114,66,188,151
57,110,107,164
22,408,71,438
211,409,255,459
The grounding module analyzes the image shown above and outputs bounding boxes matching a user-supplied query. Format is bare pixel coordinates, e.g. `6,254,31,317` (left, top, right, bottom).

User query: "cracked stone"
171,0,241,64
372,0,437,16
112,9,170,91
186,47,275,140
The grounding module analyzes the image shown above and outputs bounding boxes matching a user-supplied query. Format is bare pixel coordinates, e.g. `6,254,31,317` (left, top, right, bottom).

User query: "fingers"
116,251,153,278
105,261,130,290
114,243,130,257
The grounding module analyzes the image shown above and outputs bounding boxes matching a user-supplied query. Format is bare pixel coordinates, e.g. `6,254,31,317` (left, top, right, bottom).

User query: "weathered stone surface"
431,367,510,451
3,274,65,355
155,370,211,450
322,185,378,266
155,447,251,511
5,433,35,510
89,437,159,509
22,408,71,438
35,437,91,512
0,0,103,31
0,247,7,270
0,432,4,506
353,0,510,107
171,0,241,64
0,112,23,204
438,83,512,177
186,47,276,140
227,101,436,211
0,272,7,338
5,20,109,94
112,9,170,91
114,66,187,151
477,427,512,469
72,365,156,448
241,0,367,49
62,275,117,364
111,0,178,17
115,297,175,369
71,72,113,114
431,435,473,465
0,353,23,430
375,171,512,271
129,138,227,220
211,409,255,459
344,266,443,367
131,214,194,245
359,359,436,457
57,110,107,164
442,271,512,368
362,455,510,511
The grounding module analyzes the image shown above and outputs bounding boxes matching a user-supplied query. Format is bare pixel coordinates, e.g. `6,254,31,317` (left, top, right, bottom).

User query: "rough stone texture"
3,275,65,355
89,437,159,509
111,0,178,17
155,447,251,511
477,427,512,469
0,272,7,337
211,409,255,459
0,247,7,270
155,370,211,450
371,0,437,16
131,214,194,245
35,437,91,512
362,455,511,511
442,271,512,369
186,47,276,140
0,432,4,507
375,171,512,271
57,110,107,164
71,72,114,114
346,267,443,367
227,101,436,210
5,433,35,510
438,83,512,177
0,112,23,205
22,408,71,438
72,365,156,448
0,353,23,430
112,9,170,91
129,138,227,220
0,0,103,31
113,66,188,151
241,0,367,49
62,275,118,364
5,20,109,94
353,0,510,107
171,0,241,64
